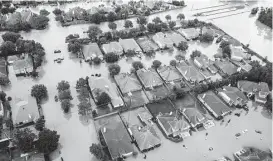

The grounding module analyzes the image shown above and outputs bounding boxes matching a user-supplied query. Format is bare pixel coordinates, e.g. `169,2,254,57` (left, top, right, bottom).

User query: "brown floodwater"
0,0,271,161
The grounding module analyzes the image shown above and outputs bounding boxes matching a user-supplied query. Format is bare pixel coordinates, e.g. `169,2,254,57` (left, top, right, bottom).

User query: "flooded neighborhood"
0,0,272,161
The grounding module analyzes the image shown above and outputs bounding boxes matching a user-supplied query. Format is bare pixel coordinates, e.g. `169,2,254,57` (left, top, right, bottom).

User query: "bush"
190,50,202,59
132,61,144,70
92,110,98,117
144,50,155,57
31,84,48,101
108,64,121,76
126,49,137,57
93,57,102,65
68,41,82,53
177,13,185,20
170,60,177,66
177,41,188,51
61,99,71,113
104,52,119,63
53,8,63,15
200,33,214,42
152,60,162,69
55,15,64,22
40,9,50,16
0,76,10,86
219,40,230,48
97,92,111,106
57,80,70,92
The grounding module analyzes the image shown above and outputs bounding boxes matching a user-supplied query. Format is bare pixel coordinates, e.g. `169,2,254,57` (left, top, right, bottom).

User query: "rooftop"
13,54,33,71
123,91,149,109
176,63,205,83
119,38,142,53
136,68,164,89
176,28,200,40
114,73,142,94
157,65,182,82
234,147,272,161
13,152,45,161
165,31,187,46
146,99,175,117
182,108,206,127
152,32,173,48
102,41,123,55
194,54,210,69
218,86,248,103
136,36,159,52
214,59,238,76
237,81,270,94
82,43,103,59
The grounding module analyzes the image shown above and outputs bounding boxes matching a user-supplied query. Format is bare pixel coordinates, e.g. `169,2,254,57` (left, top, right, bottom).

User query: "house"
177,28,200,40
182,108,206,128
6,12,21,26
63,13,73,22
157,112,191,138
145,84,172,101
0,59,8,77
234,147,272,161
237,81,270,104
13,152,45,161
152,32,173,49
217,86,248,107
136,68,164,89
119,38,142,53
12,54,33,76
232,60,252,72
207,61,218,74
102,42,124,55
201,26,215,36
157,65,182,83
194,54,210,69
136,36,159,53
198,91,231,119
100,115,135,160
20,9,36,24
114,73,142,94
165,31,187,46
230,46,250,61
89,77,124,108
12,96,39,127
82,43,103,61
146,99,175,117
176,61,205,84
214,59,239,76
123,90,149,109
130,125,161,152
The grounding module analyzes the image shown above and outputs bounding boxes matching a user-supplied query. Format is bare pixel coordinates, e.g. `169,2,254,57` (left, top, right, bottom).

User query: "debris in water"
209,147,213,151
235,133,241,137
255,130,262,134
235,113,241,117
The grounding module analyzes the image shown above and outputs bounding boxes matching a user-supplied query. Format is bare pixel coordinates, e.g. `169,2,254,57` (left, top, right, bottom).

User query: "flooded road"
0,0,272,161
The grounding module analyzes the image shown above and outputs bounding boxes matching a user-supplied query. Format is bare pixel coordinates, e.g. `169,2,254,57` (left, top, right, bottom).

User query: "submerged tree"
37,128,60,154
14,128,37,153
31,84,48,102
90,143,108,161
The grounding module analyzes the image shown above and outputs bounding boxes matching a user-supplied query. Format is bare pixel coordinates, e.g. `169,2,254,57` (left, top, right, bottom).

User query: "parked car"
54,50,61,53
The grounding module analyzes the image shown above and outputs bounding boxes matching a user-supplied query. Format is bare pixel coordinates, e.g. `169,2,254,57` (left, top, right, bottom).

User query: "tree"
57,81,70,92
107,11,117,22
78,101,91,115
258,7,272,28
170,60,177,66
175,54,185,62
58,90,73,100
0,76,10,86
90,143,108,161
0,91,6,102
139,24,146,32
173,86,187,98
2,32,21,43
53,8,63,15
93,57,102,65
14,128,37,153
55,15,64,22
90,12,106,24
108,22,117,31
144,50,154,57
177,13,185,20
97,92,111,106
222,45,231,58
61,99,71,113
152,60,162,69
190,50,202,59
152,17,162,24
137,16,147,25
165,14,171,21
124,20,133,29
32,15,50,30
132,61,144,70
68,41,81,53
168,21,176,30
76,78,87,89
177,41,188,51
200,33,214,42
220,40,230,48
37,129,60,154
35,118,45,131
126,49,137,57
40,9,50,16
0,41,16,56
104,52,119,63
31,84,48,101
88,26,102,41
108,64,121,76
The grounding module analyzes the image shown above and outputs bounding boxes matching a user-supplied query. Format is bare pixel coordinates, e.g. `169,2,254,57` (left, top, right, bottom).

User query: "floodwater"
0,0,272,161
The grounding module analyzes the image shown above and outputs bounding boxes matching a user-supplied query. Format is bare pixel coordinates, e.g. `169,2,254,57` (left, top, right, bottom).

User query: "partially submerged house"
157,65,183,83
234,147,272,161
232,60,252,72
237,81,270,104
0,59,8,77
5,12,21,26
12,54,33,76
136,68,164,89
12,96,39,127
136,36,159,53
146,99,175,118
82,43,103,61
89,77,124,108
230,46,250,62
152,32,173,49
99,115,135,160
123,90,149,109
194,54,210,69
217,86,248,108
176,61,205,84
177,28,200,40
101,41,123,55
119,38,142,53
182,108,206,128
214,59,239,76
114,73,142,95
165,31,187,46
20,9,36,24
198,91,231,119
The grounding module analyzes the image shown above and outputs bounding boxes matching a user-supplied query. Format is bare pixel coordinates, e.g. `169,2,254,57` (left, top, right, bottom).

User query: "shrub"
108,64,121,76
152,60,162,69
170,60,177,66
0,76,10,86
132,61,144,70
177,13,185,20
144,50,155,57
104,53,119,63
126,49,137,57
200,33,214,42
97,92,111,106
93,57,102,65
61,99,71,113
53,8,62,15
55,15,64,22
177,41,188,51
190,50,202,59
76,78,87,89
219,40,230,48
35,118,45,131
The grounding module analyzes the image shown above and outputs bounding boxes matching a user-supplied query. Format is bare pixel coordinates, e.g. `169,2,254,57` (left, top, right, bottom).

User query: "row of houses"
0,9,36,27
